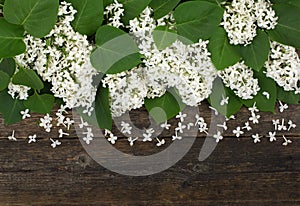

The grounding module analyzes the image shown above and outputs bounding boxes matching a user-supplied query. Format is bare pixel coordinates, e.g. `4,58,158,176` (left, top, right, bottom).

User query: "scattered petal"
28,134,37,143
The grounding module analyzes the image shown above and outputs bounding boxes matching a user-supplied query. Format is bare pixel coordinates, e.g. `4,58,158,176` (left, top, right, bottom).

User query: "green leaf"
91,25,141,74
12,68,44,90
277,86,300,104
152,26,177,50
0,71,10,91
270,0,300,8
149,0,180,20
119,0,151,24
66,0,104,35
174,1,224,42
24,92,54,114
145,90,183,123
3,0,59,38
208,77,243,117
0,90,25,125
0,18,26,58
242,69,277,113
103,0,113,6
240,30,270,71
194,0,226,6
0,58,16,77
268,4,300,49
208,27,241,70
95,84,112,130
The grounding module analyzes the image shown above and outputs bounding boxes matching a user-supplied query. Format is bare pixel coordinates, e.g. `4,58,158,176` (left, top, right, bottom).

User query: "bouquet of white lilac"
0,0,299,147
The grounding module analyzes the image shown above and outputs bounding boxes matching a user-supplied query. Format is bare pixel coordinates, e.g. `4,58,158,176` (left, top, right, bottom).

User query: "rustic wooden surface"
0,101,299,205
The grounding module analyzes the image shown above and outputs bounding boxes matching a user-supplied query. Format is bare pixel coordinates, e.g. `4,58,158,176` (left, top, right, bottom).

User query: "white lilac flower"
186,123,194,130
104,7,216,116
175,122,186,134
79,117,88,129
7,65,32,100
120,121,132,135
39,114,53,133
209,106,219,115
248,102,259,114
221,0,257,45
233,126,244,137
195,114,203,126
144,39,217,106
104,0,124,28
108,132,118,144
104,129,118,144
128,137,138,146
213,131,223,143
28,134,37,144
142,128,155,142
287,120,296,131
262,91,270,99
129,7,217,106
15,1,97,113
277,119,287,131
20,109,31,119
176,112,187,122
195,116,208,134
265,41,300,93
218,62,260,100
160,121,171,130
249,113,260,124
83,135,93,145
278,101,288,113
64,118,74,130
217,122,228,131
255,0,278,30
221,0,277,45
242,122,252,131
156,138,165,147
220,95,229,106
58,129,69,138
102,67,148,117
83,128,94,140
172,131,182,141
226,115,236,121
8,130,17,141
252,134,261,143
56,113,66,127
268,131,276,142
8,82,30,100
56,105,68,127
50,138,61,148
282,135,292,146
83,128,94,142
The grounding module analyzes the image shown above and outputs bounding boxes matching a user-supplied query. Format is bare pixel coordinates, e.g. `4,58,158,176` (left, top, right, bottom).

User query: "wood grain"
0,101,299,205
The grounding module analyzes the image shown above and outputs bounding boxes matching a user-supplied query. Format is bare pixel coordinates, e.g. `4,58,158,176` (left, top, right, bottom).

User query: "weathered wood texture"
0,101,299,205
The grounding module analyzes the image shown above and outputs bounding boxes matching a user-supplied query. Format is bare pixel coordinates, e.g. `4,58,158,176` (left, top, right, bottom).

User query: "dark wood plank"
0,138,299,205
1,101,299,139
0,102,299,205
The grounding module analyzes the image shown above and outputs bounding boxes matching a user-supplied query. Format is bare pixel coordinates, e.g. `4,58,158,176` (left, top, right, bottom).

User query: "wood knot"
192,163,210,173
181,180,192,188
76,153,92,168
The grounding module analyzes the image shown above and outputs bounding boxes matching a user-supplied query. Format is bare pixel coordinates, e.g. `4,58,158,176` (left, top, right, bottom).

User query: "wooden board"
0,101,299,205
